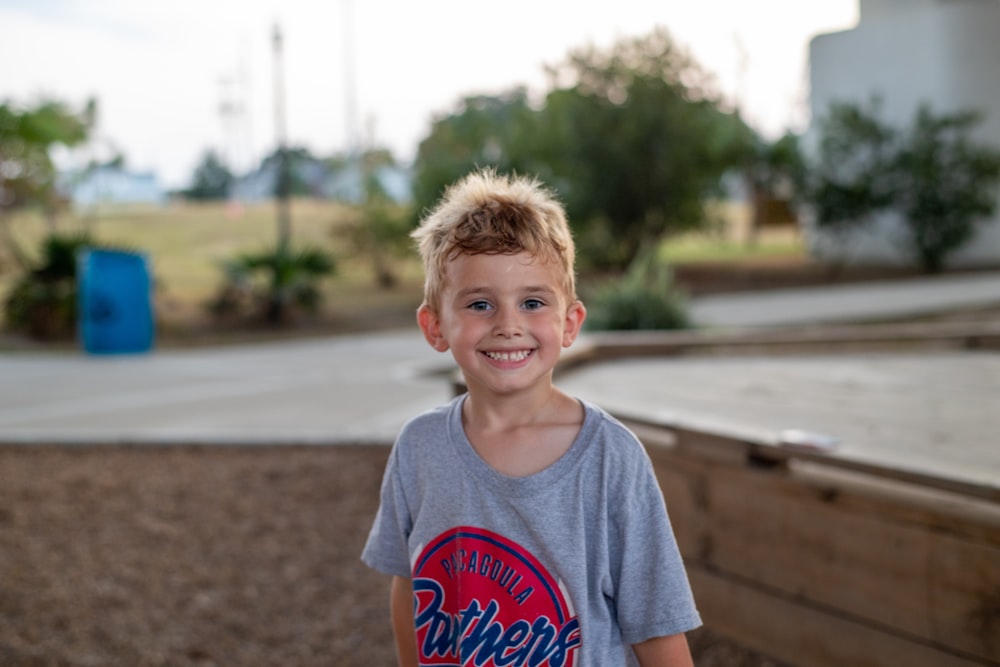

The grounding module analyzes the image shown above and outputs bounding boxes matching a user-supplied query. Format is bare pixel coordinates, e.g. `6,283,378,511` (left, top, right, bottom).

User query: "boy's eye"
468,300,493,312
522,298,545,310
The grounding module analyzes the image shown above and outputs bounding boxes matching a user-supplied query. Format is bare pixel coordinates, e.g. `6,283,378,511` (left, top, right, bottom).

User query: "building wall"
807,0,1000,266
66,166,166,208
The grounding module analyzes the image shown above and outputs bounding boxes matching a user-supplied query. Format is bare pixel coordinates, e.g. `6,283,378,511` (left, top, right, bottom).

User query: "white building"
807,0,1000,266
62,165,167,209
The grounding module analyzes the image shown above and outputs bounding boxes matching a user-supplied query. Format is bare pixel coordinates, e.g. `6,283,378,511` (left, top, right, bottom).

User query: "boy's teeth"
486,350,530,362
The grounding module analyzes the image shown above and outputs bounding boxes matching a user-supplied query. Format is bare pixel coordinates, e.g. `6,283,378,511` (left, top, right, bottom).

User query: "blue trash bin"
78,249,155,354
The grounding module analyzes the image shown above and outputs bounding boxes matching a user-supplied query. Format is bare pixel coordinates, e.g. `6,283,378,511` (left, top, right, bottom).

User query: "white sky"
0,0,858,189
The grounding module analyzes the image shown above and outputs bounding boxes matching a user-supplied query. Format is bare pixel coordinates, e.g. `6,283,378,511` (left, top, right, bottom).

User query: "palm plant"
212,245,335,324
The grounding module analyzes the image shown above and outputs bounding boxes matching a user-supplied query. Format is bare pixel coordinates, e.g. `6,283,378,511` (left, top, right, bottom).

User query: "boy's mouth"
482,349,534,362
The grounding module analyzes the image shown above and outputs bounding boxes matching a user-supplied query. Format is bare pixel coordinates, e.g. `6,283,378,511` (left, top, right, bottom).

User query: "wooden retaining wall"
631,421,1000,667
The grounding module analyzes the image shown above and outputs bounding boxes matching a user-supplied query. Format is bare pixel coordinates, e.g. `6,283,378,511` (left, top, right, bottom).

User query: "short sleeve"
610,441,701,644
361,443,413,577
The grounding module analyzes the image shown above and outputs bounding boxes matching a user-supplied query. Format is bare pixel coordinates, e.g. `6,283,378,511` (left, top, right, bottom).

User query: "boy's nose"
492,307,522,337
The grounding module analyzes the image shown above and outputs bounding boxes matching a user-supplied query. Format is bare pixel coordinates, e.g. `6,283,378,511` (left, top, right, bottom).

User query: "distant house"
807,0,1000,266
61,165,167,208
229,155,412,205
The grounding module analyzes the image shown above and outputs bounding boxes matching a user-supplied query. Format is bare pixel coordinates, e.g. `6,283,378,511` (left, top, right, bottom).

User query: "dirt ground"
0,445,789,667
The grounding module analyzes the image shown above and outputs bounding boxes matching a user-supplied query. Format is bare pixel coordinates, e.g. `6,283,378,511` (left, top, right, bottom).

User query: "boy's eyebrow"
455,285,558,299
455,285,557,299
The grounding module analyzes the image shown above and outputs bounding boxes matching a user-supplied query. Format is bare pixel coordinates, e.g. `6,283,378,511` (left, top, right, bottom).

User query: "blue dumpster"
78,249,155,354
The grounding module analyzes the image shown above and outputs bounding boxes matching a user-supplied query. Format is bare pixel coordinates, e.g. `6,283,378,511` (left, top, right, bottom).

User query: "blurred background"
6,0,997,345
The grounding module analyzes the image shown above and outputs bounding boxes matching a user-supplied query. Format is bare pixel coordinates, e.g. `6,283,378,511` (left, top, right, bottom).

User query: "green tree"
802,100,1000,272
0,98,94,267
800,99,898,251
411,89,541,224
536,28,749,270
893,106,1000,272
357,150,413,288
0,99,93,211
410,28,750,271
184,149,233,200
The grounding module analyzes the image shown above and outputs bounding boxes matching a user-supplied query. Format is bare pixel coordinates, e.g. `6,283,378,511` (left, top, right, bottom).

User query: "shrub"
3,232,107,340
210,245,335,324
584,252,689,331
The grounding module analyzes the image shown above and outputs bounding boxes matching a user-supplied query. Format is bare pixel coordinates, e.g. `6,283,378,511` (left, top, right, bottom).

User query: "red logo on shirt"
412,526,580,666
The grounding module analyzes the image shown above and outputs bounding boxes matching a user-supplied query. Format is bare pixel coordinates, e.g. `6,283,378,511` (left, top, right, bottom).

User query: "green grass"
659,233,805,265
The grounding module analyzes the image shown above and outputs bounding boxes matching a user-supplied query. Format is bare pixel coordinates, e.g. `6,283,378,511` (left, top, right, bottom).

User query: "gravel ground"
0,445,788,667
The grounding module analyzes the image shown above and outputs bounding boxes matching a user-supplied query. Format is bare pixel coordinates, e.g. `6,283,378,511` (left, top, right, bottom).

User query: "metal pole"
272,22,291,252
342,0,358,157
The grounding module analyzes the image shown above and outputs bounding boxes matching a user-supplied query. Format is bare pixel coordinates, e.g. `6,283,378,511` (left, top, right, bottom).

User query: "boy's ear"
562,300,587,348
417,304,450,352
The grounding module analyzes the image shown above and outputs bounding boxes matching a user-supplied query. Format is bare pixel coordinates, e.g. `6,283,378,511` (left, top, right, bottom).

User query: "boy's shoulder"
395,396,459,444
579,399,644,446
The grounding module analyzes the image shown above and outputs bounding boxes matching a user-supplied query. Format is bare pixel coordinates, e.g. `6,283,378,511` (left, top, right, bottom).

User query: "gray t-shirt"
362,395,701,666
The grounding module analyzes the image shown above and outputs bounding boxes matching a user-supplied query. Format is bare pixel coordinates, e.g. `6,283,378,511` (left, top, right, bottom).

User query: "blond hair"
412,169,577,311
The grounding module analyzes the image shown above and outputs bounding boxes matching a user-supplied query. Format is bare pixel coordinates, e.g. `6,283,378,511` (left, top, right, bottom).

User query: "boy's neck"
461,383,577,432
460,385,584,478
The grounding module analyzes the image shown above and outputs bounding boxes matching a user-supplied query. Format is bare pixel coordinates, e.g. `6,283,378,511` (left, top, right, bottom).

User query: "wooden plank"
645,443,1000,664
687,565,994,667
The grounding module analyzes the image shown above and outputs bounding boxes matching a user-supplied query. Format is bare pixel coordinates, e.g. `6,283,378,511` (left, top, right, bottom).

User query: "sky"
0,0,859,189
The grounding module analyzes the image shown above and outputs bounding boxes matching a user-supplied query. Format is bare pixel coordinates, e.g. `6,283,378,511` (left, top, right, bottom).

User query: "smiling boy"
362,169,701,666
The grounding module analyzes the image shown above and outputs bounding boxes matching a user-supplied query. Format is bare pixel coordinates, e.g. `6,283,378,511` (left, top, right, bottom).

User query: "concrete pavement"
689,270,1000,327
0,331,452,445
1,270,998,446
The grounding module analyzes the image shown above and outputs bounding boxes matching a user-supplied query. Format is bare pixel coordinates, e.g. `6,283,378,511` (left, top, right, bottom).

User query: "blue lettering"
412,578,580,667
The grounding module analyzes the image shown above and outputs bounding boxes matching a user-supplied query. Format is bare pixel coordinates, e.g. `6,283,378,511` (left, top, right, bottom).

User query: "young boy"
362,169,701,666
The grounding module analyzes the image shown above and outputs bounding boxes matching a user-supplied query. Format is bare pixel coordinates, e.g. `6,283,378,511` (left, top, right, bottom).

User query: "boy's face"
418,251,586,398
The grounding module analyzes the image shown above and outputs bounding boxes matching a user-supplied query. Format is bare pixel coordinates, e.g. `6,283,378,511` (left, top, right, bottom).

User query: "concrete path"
689,271,1000,327
1,271,998,447
0,331,451,445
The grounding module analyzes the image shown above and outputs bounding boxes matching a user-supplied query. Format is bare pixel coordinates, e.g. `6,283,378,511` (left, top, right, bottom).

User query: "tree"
893,106,1000,272
0,98,93,213
536,28,749,270
0,98,94,268
801,100,1000,272
411,89,541,224
261,146,321,197
410,28,750,271
184,149,233,200
343,150,413,288
800,99,898,250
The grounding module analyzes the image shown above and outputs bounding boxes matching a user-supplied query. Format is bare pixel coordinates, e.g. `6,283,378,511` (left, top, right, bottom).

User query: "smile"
483,349,534,362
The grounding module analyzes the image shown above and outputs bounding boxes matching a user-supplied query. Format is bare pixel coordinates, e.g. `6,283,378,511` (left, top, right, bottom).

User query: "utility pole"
272,22,291,252
342,0,359,157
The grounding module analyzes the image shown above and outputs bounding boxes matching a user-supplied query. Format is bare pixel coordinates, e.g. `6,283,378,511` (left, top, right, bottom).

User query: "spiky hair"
412,169,577,310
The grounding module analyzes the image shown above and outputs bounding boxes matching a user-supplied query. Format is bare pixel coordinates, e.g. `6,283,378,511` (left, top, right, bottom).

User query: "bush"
584,252,689,331
210,245,335,324
3,232,120,340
